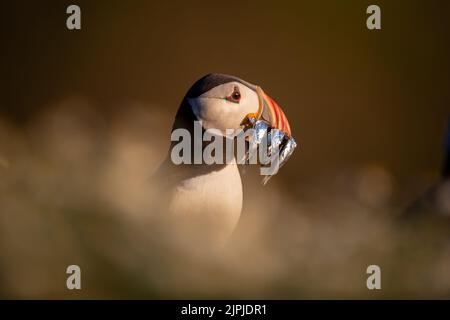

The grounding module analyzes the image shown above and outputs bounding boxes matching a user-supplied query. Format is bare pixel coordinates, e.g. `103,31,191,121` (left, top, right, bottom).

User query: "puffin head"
172,73,291,136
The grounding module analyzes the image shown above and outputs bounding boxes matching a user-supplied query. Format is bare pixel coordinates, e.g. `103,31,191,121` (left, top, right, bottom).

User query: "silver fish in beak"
241,86,298,185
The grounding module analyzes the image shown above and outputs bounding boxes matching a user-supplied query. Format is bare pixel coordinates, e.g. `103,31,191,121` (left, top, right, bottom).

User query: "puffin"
153,73,294,244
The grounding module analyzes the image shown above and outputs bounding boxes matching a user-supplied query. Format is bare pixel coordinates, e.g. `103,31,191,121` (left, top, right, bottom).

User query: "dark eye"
226,86,241,103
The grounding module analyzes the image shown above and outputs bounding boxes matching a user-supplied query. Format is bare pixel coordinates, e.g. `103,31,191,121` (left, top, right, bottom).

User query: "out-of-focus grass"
0,97,450,299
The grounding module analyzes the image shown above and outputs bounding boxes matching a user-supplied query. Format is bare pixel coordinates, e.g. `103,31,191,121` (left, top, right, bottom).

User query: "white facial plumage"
188,81,259,133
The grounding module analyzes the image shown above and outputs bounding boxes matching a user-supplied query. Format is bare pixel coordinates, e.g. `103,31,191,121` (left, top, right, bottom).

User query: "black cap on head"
185,73,257,98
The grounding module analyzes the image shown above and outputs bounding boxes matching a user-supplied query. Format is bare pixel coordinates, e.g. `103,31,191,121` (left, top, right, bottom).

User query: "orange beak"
248,86,292,137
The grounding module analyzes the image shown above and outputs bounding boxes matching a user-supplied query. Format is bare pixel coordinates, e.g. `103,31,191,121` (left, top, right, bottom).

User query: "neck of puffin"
166,100,244,243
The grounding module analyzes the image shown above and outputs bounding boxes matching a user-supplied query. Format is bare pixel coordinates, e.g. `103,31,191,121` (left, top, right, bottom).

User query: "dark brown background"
1,0,449,188
1,0,450,299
